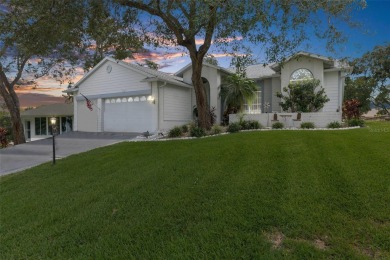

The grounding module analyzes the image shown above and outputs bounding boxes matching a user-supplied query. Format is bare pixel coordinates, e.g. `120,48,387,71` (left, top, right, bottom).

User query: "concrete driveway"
0,132,139,176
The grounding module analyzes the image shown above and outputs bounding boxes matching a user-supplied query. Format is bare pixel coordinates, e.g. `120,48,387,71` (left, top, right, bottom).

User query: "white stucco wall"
77,100,99,132
77,60,151,96
182,65,222,123
323,71,341,112
158,83,193,131
280,57,324,91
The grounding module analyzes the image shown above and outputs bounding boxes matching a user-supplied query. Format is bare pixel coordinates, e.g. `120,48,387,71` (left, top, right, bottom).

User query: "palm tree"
219,73,257,113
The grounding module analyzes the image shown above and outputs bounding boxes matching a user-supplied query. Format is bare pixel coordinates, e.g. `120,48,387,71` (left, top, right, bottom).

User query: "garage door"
103,97,156,132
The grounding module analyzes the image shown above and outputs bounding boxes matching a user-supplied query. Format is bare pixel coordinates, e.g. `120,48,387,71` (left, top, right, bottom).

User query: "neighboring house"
21,103,73,141
67,52,350,133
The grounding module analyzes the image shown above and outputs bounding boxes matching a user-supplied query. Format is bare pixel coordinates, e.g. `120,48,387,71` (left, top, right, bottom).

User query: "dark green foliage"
219,74,257,112
181,124,189,133
374,85,390,114
240,120,262,130
190,127,206,138
204,55,218,66
351,44,390,114
0,127,9,148
347,118,365,127
168,126,182,138
276,79,330,112
272,122,284,129
344,77,375,114
327,121,342,129
300,122,315,129
227,122,241,133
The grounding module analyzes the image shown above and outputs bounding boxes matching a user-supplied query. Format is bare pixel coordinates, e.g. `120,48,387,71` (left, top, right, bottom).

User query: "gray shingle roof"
21,103,73,117
240,64,278,79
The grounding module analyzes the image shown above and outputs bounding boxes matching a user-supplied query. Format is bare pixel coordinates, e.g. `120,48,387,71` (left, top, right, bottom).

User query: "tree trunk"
190,57,211,129
0,70,26,145
8,105,25,145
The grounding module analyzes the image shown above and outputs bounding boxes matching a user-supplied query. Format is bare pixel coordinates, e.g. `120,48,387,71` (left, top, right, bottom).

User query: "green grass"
1,121,390,259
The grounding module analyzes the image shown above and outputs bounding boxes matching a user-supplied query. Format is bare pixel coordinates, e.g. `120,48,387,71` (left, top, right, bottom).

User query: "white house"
21,103,73,141
67,52,350,132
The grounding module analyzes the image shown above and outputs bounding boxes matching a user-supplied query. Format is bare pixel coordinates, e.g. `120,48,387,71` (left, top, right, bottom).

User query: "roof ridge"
118,60,184,82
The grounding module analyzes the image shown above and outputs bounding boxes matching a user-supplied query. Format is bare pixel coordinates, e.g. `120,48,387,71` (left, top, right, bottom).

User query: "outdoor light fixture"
148,95,155,104
50,117,57,165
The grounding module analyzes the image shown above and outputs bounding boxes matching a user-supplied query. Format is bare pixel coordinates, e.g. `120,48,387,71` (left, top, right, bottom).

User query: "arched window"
290,68,314,82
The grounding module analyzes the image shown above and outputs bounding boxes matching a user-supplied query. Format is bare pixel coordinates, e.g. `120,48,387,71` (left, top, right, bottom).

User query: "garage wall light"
148,95,155,104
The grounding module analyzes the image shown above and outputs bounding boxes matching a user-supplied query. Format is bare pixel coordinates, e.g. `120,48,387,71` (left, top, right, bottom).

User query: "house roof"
174,62,233,77
237,64,279,79
68,57,192,92
270,51,351,72
21,103,73,117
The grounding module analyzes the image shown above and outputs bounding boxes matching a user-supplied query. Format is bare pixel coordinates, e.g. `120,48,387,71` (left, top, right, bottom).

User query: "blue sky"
11,0,390,105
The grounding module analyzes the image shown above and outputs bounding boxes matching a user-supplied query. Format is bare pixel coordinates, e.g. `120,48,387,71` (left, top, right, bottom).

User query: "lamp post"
50,117,57,165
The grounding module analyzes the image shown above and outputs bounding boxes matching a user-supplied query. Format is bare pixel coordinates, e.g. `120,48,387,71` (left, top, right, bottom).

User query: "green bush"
300,122,315,129
168,126,182,138
227,122,241,133
210,125,223,135
328,121,342,128
190,127,206,138
272,122,284,129
347,118,365,127
240,120,262,130
181,124,189,133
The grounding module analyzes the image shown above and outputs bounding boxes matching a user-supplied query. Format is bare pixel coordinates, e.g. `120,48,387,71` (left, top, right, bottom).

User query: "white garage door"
103,98,156,132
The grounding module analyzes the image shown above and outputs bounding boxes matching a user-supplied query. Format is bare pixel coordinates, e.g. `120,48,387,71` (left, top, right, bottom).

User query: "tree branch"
10,57,29,88
198,4,217,58
119,0,187,45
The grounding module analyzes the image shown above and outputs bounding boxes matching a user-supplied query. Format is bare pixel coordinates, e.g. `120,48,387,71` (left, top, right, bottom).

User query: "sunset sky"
10,0,390,108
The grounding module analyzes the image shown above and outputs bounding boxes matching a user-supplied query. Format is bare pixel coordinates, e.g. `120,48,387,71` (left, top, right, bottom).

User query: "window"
244,91,262,114
35,117,47,135
290,68,314,82
61,116,73,133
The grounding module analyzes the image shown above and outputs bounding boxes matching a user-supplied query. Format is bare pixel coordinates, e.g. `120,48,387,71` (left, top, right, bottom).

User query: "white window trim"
244,91,262,114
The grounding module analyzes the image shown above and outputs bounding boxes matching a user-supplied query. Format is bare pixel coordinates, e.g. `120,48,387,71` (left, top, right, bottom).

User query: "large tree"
0,0,86,144
344,76,376,114
0,0,141,144
351,44,390,114
117,0,365,129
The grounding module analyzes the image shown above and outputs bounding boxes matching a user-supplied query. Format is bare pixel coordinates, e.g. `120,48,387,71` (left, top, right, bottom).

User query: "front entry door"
26,121,31,139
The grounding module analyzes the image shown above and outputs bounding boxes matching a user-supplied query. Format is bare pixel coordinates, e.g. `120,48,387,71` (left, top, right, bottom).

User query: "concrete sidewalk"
0,131,138,176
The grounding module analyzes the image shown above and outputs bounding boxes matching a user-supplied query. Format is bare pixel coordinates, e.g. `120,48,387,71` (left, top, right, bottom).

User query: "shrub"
328,121,342,129
240,120,251,130
272,122,284,129
210,124,223,135
249,120,262,129
190,127,206,137
0,127,9,148
300,122,315,129
240,120,262,130
181,124,189,133
168,126,182,138
343,99,361,119
347,118,365,127
227,122,241,133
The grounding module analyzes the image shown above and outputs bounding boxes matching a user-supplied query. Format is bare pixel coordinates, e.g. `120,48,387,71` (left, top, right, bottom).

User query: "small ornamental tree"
276,79,330,112
343,99,361,119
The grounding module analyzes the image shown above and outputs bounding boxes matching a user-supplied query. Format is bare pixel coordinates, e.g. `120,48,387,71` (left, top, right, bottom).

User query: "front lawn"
1,121,389,258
